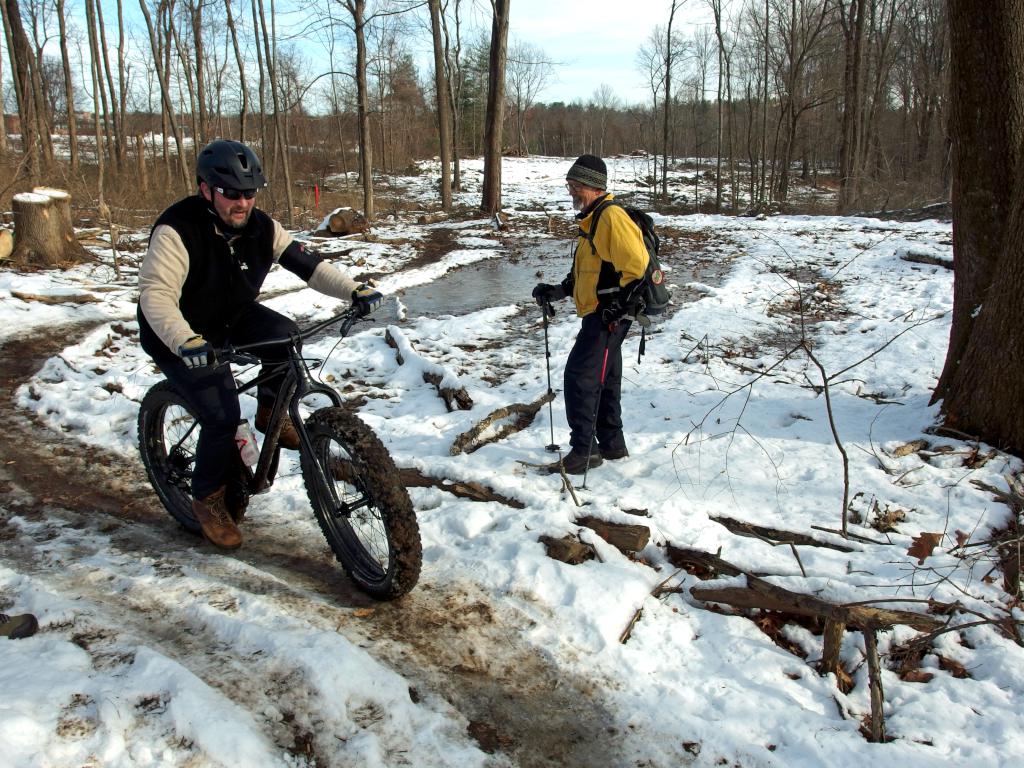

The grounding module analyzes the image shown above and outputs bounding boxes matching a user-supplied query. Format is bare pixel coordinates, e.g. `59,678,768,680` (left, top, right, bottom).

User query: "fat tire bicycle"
136,307,422,600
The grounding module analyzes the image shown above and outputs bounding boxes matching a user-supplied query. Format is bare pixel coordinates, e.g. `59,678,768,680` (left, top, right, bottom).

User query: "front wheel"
300,408,421,599
137,381,202,534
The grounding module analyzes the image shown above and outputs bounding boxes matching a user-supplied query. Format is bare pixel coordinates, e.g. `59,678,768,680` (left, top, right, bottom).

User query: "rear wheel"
300,407,421,599
137,381,202,534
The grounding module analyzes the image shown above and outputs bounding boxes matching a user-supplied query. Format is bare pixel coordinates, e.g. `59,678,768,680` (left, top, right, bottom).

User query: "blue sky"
508,0,713,106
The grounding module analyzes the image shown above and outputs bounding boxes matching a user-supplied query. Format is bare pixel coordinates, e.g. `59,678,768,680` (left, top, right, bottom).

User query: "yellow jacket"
571,195,649,317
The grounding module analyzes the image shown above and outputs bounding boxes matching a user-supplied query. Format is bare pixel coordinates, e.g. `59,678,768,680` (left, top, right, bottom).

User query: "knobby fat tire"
137,381,202,535
300,407,422,600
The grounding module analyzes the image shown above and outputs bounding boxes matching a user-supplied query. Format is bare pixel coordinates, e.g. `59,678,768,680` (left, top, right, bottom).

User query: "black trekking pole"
541,299,560,453
580,325,614,491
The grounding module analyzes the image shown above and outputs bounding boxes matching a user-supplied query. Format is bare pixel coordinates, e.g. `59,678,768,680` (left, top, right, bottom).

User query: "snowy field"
1,156,1022,767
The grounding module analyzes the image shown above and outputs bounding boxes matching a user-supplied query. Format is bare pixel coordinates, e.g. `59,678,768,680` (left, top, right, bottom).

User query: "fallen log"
396,466,523,509
690,576,941,632
384,327,473,411
711,515,855,552
900,251,953,270
576,515,650,554
667,545,941,631
450,391,554,455
539,534,595,565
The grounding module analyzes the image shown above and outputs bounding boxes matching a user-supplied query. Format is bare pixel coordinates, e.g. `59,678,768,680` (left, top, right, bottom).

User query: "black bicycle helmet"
196,139,267,190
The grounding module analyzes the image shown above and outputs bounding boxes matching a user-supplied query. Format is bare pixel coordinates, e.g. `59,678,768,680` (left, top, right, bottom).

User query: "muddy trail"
0,324,627,767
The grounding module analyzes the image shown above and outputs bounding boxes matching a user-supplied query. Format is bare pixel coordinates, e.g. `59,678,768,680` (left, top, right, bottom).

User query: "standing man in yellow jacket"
532,155,649,474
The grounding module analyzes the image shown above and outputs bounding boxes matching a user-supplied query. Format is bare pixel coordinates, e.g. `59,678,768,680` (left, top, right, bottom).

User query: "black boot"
546,448,603,475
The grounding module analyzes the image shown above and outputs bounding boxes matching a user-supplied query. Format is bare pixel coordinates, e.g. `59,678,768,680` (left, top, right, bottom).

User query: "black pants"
140,303,299,500
563,313,630,454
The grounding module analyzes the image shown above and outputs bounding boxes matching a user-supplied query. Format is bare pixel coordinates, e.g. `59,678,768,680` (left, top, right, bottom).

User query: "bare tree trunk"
85,0,107,201
139,0,191,193
933,0,1024,455
56,0,77,172
838,0,866,212
225,0,249,142
710,0,724,212
257,0,293,224
480,0,509,213
342,0,374,220
3,0,42,177
442,0,464,189
249,0,268,159
662,1,682,200
117,0,129,155
94,0,123,168
429,0,452,210
188,0,208,144
759,0,769,205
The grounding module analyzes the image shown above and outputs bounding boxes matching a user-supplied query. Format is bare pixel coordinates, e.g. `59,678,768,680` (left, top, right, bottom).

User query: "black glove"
178,335,213,370
352,284,383,317
619,279,645,317
600,297,625,325
532,283,565,306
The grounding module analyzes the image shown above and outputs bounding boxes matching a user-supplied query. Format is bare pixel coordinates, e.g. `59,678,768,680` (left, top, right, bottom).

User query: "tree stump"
12,188,89,266
325,207,369,235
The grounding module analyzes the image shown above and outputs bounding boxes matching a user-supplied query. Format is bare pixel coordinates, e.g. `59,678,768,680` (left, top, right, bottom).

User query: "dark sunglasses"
214,186,258,200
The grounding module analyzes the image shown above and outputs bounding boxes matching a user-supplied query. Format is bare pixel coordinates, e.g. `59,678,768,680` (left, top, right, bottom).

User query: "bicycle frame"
217,308,363,495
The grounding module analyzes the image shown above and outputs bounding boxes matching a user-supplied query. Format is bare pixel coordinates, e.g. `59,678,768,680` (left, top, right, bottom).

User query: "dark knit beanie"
566,154,608,190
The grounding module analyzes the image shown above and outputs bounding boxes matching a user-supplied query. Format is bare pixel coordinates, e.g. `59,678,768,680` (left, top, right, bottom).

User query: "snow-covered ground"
1,156,1021,767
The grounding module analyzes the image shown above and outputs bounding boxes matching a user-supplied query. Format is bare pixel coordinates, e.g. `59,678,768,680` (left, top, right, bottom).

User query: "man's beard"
221,209,251,230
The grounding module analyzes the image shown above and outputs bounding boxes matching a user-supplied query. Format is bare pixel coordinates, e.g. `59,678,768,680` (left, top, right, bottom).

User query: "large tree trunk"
480,0,509,213
933,0,1024,454
837,0,866,213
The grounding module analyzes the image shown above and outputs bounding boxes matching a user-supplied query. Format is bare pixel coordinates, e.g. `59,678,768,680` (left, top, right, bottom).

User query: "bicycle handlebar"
214,306,364,364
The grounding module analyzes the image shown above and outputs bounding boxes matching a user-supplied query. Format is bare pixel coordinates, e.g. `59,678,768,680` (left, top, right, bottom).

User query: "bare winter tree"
428,0,452,210
480,0,509,213
932,0,1024,455
55,0,77,171
3,0,45,176
505,40,551,157
591,83,621,157
661,0,686,199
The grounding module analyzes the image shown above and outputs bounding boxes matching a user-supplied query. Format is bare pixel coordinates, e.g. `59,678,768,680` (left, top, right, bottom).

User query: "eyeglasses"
565,182,585,193
214,186,258,200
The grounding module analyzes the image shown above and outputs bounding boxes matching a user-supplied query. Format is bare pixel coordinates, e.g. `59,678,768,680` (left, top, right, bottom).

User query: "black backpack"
582,200,672,323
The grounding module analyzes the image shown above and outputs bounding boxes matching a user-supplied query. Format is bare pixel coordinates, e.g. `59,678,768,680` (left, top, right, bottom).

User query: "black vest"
139,195,276,349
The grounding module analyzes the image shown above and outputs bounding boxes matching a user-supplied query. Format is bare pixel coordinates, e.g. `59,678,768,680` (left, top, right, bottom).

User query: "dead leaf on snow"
908,532,943,564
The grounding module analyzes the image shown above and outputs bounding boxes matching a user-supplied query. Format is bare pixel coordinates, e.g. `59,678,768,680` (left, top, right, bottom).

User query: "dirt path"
0,323,628,767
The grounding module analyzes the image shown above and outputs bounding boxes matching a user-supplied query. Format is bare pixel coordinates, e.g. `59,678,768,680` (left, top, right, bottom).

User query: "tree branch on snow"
384,326,473,411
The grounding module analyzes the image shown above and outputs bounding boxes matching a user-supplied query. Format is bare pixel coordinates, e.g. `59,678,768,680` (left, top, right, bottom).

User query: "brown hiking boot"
1,612,39,639
192,487,243,550
255,405,300,450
